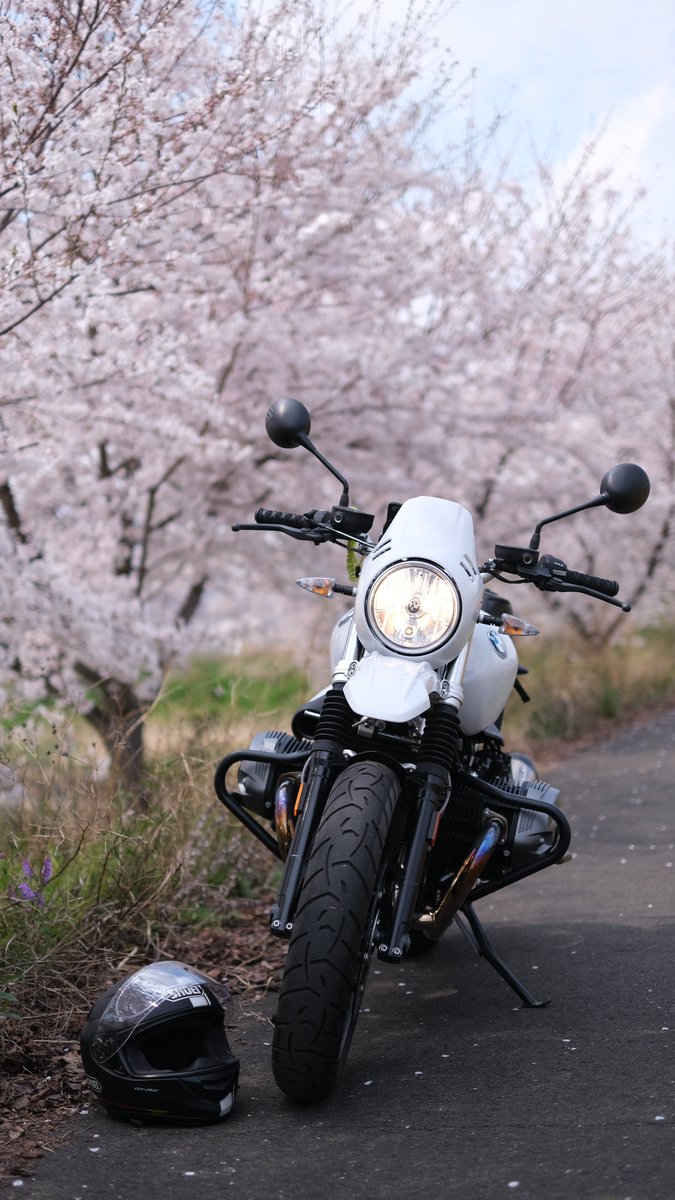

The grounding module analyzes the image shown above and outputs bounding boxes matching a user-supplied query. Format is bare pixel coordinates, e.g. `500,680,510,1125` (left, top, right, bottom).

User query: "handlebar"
236,512,629,609
232,508,328,543
560,568,619,598
486,547,630,611
233,503,375,547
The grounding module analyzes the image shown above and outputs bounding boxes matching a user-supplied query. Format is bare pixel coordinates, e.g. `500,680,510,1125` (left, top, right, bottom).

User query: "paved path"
12,712,675,1199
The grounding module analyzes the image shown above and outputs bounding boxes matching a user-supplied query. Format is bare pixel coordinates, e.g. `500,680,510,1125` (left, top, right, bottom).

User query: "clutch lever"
231,522,330,544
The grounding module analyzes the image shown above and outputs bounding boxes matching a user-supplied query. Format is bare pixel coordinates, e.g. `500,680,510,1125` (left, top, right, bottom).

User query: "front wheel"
271,759,401,1102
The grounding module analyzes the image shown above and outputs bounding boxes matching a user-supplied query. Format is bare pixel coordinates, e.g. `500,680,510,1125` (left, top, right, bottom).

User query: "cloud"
315,1,675,236
553,83,675,233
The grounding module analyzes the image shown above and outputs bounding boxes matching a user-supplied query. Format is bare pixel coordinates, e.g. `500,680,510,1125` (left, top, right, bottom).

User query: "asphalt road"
11,711,675,1200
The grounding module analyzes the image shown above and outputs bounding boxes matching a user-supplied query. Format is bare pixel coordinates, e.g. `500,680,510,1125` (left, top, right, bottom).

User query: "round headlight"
366,561,461,654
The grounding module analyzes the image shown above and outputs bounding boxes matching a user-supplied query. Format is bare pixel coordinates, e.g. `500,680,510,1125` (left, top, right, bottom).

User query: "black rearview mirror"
528,460,651,551
265,398,312,449
600,463,651,514
264,397,351,505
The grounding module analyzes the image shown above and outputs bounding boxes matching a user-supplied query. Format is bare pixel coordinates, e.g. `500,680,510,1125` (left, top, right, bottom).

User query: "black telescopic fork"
269,683,357,936
378,702,462,963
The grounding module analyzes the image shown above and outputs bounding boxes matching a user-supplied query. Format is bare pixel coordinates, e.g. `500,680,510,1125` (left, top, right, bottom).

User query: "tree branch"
177,576,207,624
0,274,77,337
0,481,28,543
136,457,186,598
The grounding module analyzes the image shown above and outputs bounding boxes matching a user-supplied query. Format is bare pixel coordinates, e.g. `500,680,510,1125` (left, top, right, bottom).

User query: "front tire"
272,759,401,1102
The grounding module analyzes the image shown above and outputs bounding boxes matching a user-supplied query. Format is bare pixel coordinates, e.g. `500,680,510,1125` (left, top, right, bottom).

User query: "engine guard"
214,745,311,860
454,770,571,901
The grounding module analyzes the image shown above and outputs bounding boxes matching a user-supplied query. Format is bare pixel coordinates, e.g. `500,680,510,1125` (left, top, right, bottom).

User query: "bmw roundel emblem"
488,629,507,659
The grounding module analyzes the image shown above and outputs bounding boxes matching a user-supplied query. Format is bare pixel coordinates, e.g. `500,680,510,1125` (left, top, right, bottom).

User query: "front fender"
344,652,440,722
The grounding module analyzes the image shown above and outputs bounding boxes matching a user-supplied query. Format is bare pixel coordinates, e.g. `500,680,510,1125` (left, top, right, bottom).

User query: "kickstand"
455,902,550,1008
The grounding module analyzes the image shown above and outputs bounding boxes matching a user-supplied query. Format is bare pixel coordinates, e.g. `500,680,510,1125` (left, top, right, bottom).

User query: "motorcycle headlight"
366,561,461,654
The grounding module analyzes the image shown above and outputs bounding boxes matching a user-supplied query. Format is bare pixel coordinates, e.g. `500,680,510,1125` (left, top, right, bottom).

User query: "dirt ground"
0,901,286,1186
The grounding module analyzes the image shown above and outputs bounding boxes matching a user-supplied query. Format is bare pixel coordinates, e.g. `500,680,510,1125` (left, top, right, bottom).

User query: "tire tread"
272,761,400,1102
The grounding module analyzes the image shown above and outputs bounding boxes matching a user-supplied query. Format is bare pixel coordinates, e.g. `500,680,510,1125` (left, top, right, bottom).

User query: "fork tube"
377,635,476,962
439,636,472,708
269,683,355,936
332,616,360,684
377,701,463,962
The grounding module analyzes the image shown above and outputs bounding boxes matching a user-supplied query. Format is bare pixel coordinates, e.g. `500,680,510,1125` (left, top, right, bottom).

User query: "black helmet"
79,961,239,1123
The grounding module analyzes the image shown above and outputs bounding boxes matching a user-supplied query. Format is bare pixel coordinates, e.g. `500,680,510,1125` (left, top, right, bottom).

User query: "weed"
152,655,308,722
503,622,675,751
0,653,305,1062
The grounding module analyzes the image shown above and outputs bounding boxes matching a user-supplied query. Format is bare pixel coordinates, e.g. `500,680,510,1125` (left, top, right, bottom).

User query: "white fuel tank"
460,623,518,735
330,609,355,670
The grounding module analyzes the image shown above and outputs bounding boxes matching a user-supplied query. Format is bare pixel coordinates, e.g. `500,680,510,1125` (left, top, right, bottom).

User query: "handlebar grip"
563,568,620,597
538,555,620,598
254,507,307,529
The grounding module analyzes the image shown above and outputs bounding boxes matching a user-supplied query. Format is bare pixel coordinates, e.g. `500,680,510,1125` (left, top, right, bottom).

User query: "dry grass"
0,678,298,1182
501,624,675,756
0,661,306,1078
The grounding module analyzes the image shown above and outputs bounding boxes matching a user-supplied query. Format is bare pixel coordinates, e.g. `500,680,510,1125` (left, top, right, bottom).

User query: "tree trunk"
75,663,146,800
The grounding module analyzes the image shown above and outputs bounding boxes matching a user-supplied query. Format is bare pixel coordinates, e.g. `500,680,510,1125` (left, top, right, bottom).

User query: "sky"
378,0,675,242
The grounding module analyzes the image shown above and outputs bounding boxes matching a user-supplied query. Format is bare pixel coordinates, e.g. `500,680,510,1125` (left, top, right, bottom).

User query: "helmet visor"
93,961,228,1065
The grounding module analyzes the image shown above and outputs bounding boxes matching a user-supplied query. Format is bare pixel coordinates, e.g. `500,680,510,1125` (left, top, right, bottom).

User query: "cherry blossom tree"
1,0,672,790
0,0,450,780
326,147,674,644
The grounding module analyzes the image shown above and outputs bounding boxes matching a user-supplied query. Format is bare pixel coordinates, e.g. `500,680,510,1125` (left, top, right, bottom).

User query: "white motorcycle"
216,398,650,1102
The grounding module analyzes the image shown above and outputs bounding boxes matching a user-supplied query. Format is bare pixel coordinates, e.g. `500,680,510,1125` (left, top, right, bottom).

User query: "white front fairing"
340,496,491,726
353,497,483,667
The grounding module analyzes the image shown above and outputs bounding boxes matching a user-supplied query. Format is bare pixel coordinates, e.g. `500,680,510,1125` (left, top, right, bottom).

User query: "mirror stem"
298,433,350,506
529,494,606,551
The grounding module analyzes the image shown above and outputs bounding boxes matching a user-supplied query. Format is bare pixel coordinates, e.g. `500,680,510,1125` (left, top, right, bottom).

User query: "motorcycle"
215,397,650,1103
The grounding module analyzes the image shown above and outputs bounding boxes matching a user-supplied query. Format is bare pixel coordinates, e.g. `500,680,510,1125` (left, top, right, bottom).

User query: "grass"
0,656,309,1050
0,660,304,1181
151,654,309,721
502,622,675,753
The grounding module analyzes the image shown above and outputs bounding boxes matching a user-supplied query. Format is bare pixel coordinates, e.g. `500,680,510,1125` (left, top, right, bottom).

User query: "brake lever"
231,522,330,544
537,578,631,611
483,556,631,611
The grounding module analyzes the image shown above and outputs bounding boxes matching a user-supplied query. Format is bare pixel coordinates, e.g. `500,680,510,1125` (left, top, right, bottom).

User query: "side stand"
455,902,550,1008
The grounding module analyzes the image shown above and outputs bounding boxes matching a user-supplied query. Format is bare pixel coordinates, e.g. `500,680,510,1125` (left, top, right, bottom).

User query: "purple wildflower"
17,880,44,904
10,856,51,906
